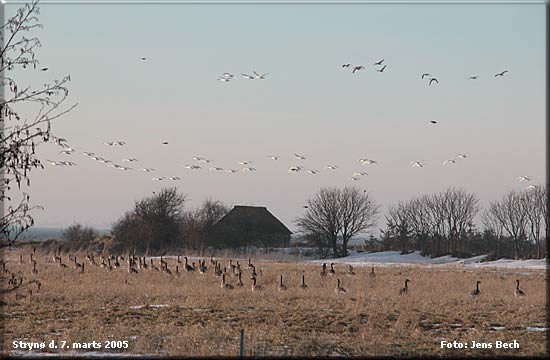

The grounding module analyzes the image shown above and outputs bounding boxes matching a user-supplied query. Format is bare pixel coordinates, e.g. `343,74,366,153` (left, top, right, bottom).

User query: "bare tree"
296,186,379,257
1,0,76,248
339,187,379,256
521,185,546,259
296,187,341,256
385,202,412,254
112,188,187,254
487,190,529,259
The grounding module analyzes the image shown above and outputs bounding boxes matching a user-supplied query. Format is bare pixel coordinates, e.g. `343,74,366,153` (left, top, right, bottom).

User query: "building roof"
211,205,292,235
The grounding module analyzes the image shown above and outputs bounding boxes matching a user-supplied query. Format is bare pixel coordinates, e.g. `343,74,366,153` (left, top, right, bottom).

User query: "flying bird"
238,161,252,165
468,76,479,80
138,168,155,172
494,70,509,77
349,177,360,181
141,57,147,61
456,153,468,159
241,73,255,79
411,161,426,168
209,167,224,171
294,154,306,160
324,165,338,170
442,159,457,165
352,66,366,74
168,176,181,181
342,63,351,68
374,59,384,66
429,78,439,86
421,73,431,79
122,158,138,162
352,172,368,177
288,166,303,173
306,169,319,175
525,185,537,191
242,167,257,172
152,177,165,181
266,155,279,160
359,159,377,165
184,165,201,170
516,176,531,182
225,169,238,173
376,65,387,73
253,71,268,79
162,141,169,145
430,120,437,124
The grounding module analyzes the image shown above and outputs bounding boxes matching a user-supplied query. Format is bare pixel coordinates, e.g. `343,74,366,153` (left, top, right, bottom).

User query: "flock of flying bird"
40,57,534,189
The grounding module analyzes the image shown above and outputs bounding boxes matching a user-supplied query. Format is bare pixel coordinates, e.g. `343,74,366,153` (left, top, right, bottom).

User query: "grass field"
1,247,547,357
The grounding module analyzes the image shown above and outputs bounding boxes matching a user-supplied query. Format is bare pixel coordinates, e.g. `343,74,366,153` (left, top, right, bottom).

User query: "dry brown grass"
1,247,547,357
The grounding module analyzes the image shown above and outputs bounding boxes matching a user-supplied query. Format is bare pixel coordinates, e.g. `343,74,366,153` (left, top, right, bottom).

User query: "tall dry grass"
1,247,547,357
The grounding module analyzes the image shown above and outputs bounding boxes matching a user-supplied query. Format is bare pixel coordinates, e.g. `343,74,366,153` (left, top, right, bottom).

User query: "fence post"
239,328,244,357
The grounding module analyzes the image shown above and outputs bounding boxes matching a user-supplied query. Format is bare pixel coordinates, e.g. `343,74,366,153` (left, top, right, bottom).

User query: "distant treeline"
48,185,547,260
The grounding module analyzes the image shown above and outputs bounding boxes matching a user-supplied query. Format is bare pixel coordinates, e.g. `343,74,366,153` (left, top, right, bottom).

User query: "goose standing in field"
471,281,481,297
184,257,194,272
320,263,327,277
369,266,376,278
399,279,410,295
31,262,38,276
221,273,234,290
329,263,336,275
347,264,356,276
335,278,347,295
277,275,287,291
237,272,244,287
300,272,308,289
514,280,525,297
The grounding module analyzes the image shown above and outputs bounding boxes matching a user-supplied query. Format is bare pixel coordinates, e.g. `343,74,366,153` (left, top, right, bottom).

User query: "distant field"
1,246,547,357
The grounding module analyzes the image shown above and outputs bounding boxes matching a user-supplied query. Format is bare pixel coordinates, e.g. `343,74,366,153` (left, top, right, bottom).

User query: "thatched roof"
211,205,292,235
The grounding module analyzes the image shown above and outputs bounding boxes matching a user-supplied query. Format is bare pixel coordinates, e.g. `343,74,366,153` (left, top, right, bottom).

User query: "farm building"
207,205,292,249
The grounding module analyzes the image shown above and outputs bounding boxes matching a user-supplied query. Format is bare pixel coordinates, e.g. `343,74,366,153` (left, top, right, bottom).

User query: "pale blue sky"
4,2,545,232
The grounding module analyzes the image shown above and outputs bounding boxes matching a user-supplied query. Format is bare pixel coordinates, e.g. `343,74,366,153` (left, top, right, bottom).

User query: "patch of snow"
305,251,546,269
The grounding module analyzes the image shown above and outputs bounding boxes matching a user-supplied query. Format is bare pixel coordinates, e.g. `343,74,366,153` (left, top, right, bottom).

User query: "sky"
2,1,546,233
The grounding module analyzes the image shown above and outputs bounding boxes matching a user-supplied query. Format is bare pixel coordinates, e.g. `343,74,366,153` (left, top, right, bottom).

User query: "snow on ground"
305,251,547,270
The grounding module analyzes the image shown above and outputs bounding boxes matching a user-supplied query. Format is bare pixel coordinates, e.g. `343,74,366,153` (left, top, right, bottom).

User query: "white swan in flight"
238,161,252,165
152,177,165,181
306,169,319,175
104,141,126,146
122,158,138,162
352,172,368,176
456,153,468,159
139,168,155,172
359,159,377,165
411,161,426,168
242,167,257,172
184,165,201,170
288,166,303,173
442,159,457,165
225,169,238,173
59,148,76,155
209,167,224,171
324,165,338,170
168,176,181,181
